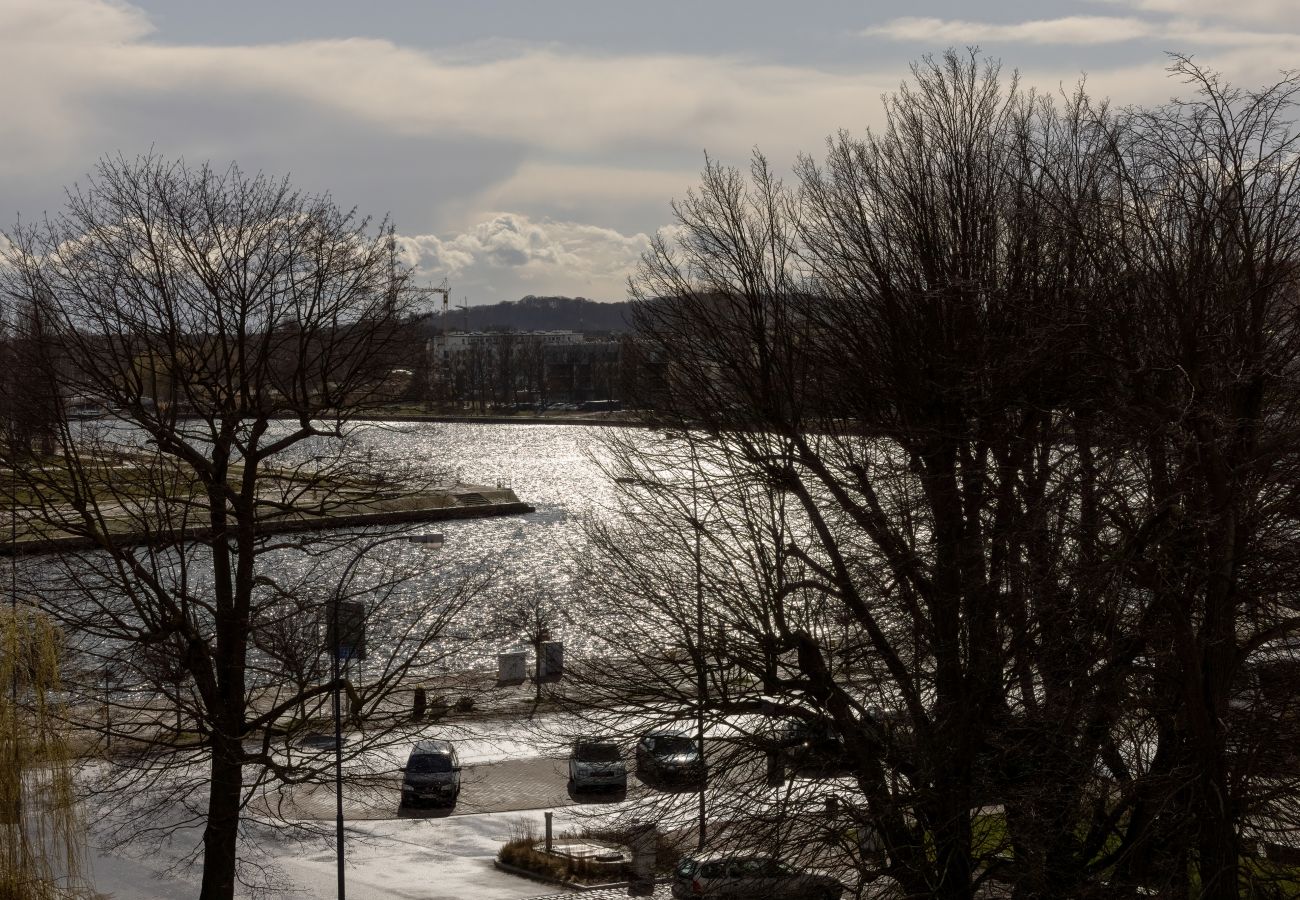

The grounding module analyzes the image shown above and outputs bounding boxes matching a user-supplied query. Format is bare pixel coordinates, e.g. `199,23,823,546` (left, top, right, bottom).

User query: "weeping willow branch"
0,604,88,899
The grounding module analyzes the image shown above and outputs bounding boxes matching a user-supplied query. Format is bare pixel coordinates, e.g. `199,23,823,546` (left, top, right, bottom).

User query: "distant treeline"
439,295,632,333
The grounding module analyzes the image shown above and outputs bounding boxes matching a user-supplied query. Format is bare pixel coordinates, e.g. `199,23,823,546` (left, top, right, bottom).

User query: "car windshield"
575,742,620,762
407,755,453,773
655,736,696,755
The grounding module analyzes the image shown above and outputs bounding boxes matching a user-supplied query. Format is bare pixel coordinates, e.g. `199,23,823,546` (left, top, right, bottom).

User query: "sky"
3,0,1299,304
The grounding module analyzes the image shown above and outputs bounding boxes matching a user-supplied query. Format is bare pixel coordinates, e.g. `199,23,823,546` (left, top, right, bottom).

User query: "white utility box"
497,651,527,683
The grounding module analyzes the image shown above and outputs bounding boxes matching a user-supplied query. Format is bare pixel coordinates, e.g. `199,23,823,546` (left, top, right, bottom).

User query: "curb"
354,414,645,428
493,859,580,890
493,859,667,893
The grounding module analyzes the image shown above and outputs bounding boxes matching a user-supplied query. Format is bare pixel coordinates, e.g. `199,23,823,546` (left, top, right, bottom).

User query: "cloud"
5,0,1300,289
863,16,1156,45
1,0,153,44
395,213,653,300
143,44,885,161
447,162,698,235
862,14,1300,52
0,1,155,175
0,0,888,169
1091,0,1300,27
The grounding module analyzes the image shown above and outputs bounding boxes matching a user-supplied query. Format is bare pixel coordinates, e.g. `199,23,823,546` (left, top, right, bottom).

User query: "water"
357,420,626,667
21,420,634,682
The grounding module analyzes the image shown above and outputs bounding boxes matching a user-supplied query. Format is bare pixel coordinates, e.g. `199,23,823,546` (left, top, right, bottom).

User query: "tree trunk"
199,737,243,900
1196,775,1239,900
931,784,975,900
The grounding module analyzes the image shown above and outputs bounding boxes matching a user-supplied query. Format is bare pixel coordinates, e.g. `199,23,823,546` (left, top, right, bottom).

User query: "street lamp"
330,531,444,900
691,467,707,852
617,468,715,850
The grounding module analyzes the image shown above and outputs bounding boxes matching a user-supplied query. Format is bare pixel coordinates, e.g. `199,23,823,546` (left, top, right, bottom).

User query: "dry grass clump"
497,820,616,884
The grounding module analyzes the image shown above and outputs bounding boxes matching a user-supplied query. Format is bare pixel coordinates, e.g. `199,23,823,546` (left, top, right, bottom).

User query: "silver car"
671,854,844,899
568,739,627,791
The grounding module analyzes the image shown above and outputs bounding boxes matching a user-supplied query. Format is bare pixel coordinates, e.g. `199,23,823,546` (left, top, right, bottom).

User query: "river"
20,420,635,680
359,419,625,669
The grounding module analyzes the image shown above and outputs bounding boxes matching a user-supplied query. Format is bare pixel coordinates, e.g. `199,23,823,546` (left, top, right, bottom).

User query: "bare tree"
517,336,548,409
495,330,520,408
0,155,488,900
564,51,1300,900
493,581,567,712
1083,59,1300,898
0,294,60,457
630,52,1100,898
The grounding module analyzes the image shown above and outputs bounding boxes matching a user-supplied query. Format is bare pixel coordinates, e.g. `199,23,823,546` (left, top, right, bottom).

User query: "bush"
496,819,686,885
498,821,606,884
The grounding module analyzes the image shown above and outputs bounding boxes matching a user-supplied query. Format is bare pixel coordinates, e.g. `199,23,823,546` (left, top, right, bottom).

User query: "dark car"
400,739,461,807
636,731,705,783
568,739,627,792
775,718,848,772
672,854,844,899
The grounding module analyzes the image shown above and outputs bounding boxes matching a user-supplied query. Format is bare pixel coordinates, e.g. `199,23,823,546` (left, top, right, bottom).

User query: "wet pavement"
262,756,576,820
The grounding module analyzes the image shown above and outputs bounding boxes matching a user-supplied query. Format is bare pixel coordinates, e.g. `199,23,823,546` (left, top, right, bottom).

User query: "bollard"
544,811,553,854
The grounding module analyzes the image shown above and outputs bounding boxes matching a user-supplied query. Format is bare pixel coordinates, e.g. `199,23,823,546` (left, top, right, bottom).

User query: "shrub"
496,819,686,885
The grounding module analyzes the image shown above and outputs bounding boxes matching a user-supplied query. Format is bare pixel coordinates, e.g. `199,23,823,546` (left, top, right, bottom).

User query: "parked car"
400,739,461,807
671,854,844,899
636,731,705,783
774,718,848,772
567,739,627,792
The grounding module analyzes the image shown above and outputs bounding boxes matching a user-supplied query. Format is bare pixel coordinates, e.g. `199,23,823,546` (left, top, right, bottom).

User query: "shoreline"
351,412,647,428
0,491,536,556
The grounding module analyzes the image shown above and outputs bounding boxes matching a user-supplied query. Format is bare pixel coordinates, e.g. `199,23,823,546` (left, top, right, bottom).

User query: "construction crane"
413,279,451,331
421,280,452,326
410,280,452,412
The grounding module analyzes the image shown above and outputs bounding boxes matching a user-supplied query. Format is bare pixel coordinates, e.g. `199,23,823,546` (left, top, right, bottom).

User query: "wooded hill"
442,295,632,333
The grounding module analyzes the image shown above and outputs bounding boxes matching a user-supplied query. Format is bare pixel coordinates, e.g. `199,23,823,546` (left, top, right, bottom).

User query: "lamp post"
692,467,707,852
618,468,713,850
330,531,444,900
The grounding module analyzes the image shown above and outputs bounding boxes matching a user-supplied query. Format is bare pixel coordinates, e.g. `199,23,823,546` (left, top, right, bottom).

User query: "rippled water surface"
343,421,632,668
36,420,642,676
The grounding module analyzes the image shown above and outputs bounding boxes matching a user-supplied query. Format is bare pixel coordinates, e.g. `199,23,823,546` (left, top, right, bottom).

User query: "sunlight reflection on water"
305,421,629,670
35,421,639,676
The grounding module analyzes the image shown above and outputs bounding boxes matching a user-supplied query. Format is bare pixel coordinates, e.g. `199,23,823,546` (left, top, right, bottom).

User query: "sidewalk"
89,809,575,900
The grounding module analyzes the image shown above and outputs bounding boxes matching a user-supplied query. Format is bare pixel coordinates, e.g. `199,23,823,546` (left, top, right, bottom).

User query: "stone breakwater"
0,485,535,556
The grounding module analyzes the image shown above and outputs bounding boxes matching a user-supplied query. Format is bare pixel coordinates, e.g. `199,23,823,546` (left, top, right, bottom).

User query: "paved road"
263,755,653,821
521,890,668,899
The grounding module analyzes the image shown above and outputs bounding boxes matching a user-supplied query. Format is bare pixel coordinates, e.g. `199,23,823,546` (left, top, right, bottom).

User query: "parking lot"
261,756,566,820
258,753,683,822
